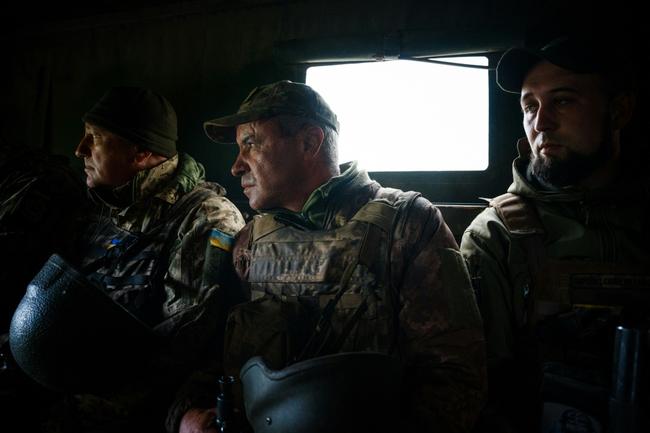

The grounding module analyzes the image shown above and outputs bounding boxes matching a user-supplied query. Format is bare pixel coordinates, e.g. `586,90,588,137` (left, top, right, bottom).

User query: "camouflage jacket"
461,139,650,365
460,139,650,430
83,152,245,335
68,152,245,432
231,162,486,433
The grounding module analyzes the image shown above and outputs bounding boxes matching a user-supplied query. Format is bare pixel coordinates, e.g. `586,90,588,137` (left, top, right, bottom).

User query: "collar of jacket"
89,152,205,210
508,137,650,204
267,161,375,229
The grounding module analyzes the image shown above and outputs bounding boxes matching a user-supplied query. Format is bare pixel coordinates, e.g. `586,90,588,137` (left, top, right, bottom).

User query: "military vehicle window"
306,57,489,172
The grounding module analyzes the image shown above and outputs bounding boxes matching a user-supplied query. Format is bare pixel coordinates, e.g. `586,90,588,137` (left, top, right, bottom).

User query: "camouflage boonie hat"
204,80,339,144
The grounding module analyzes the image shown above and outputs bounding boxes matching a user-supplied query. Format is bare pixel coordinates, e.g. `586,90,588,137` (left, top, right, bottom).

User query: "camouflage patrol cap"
497,36,617,93
204,80,339,144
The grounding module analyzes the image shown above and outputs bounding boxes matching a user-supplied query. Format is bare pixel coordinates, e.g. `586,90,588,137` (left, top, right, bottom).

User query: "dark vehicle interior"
2,1,645,229
1,0,648,432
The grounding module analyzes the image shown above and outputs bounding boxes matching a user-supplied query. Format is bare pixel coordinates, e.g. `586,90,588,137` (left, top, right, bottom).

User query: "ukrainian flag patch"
105,238,122,250
209,228,235,252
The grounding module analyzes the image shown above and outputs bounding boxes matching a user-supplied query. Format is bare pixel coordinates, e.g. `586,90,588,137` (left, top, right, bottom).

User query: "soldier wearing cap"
178,80,486,433
38,86,245,432
460,37,648,431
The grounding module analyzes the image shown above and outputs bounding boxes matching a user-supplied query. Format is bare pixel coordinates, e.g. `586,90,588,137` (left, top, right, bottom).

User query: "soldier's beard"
528,122,615,189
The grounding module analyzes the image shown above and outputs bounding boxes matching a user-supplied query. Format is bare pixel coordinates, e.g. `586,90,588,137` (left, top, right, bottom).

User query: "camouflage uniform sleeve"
159,192,245,336
459,207,528,367
158,192,246,433
460,208,541,430
397,198,487,433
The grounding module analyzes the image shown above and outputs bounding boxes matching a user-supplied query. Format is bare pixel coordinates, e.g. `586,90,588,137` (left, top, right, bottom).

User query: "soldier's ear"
301,125,325,159
132,148,153,170
610,91,636,130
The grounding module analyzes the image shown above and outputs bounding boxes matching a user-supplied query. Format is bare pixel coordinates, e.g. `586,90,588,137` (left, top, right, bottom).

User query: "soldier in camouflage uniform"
179,80,486,433
460,37,648,432
41,86,245,433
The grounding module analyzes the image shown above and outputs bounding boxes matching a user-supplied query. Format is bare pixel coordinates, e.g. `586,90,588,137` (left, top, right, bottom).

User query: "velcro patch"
209,228,235,252
105,238,122,250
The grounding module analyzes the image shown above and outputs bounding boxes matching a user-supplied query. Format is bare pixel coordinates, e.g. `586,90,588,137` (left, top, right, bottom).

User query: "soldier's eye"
239,135,254,148
522,104,538,114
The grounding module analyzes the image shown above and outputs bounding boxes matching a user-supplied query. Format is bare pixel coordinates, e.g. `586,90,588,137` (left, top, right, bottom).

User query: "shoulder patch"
209,228,235,252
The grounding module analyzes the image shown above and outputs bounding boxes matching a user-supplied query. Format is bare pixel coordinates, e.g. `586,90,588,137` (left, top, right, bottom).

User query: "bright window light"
306,57,489,171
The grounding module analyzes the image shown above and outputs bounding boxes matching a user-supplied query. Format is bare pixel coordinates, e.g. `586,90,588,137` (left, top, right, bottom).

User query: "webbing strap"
351,200,398,233
83,185,216,280
296,222,372,361
490,193,544,236
489,192,546,327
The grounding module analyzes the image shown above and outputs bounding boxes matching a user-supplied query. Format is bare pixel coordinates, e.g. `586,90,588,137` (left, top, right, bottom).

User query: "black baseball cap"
496,36,615,94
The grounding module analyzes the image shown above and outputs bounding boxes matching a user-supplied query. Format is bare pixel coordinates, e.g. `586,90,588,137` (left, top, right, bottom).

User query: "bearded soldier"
461,36,648,432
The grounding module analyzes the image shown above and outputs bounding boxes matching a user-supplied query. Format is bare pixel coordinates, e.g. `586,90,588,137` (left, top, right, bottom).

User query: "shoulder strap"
373,189,420,231
489,192,546,327
489,193,544,236
251,214,286,243
351,200,397,232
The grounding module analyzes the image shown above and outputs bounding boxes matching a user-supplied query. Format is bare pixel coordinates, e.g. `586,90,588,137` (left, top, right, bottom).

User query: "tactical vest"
224,190,420,376
489,193,650,324
489,192,650,427
80,185,217,327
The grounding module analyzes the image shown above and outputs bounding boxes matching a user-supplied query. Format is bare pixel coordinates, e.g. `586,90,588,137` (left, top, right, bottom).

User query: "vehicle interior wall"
1,0,646,225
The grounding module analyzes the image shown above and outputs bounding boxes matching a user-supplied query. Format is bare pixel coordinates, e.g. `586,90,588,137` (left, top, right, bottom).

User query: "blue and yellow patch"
209,228,235,252
105,238,122,250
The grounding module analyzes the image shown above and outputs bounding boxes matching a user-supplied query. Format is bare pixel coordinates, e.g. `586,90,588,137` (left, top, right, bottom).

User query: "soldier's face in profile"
520,61,617,187
75,123,140,188
232,119,308,211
